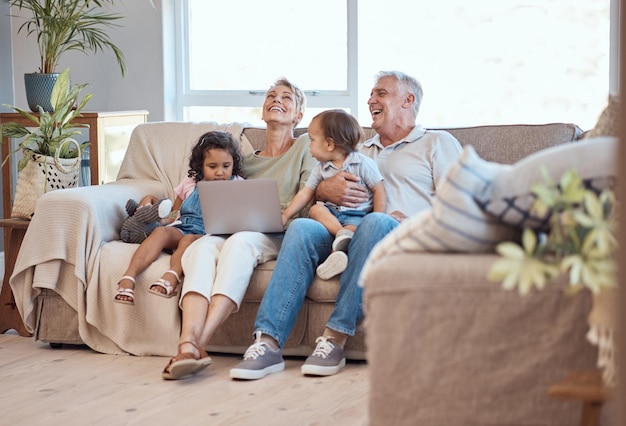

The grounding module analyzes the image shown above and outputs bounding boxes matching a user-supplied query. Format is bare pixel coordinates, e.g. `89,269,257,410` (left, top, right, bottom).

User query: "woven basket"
11,138,82,219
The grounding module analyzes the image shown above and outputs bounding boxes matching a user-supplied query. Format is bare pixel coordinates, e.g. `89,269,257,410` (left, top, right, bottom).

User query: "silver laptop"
197,179,285,235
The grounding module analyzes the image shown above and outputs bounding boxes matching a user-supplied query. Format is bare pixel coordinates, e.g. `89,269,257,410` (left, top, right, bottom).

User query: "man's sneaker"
332,229,354,253
230,332,285,380
301,336,346,376
316,251,348,280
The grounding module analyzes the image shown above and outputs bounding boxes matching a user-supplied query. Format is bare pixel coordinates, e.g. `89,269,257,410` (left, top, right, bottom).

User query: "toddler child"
281,109,386,280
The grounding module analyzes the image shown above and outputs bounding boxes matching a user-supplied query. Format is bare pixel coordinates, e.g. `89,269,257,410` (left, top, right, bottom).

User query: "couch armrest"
363,252,597,425
33,178,169,244
15,178,168,270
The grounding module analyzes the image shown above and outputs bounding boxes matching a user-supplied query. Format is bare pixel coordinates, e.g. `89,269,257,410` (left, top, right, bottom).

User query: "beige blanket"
587,288,618,387
10,122,252,356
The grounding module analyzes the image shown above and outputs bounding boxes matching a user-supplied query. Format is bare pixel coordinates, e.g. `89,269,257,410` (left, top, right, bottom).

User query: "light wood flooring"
0,332,369,425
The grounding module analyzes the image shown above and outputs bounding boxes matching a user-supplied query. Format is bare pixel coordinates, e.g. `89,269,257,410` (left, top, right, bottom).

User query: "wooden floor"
0,332,369,425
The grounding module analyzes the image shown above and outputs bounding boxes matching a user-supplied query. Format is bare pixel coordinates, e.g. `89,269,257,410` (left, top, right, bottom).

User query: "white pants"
179,232,283,310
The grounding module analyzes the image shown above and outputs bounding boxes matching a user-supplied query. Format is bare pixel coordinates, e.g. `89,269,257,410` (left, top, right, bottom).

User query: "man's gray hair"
375,71,423,116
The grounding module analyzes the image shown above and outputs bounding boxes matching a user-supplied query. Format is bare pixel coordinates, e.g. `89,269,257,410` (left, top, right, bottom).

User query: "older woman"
162,78,316,380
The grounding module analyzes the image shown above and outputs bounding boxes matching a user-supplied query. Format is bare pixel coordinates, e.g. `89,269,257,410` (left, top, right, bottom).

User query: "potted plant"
3,0,125,112
0,68,93,218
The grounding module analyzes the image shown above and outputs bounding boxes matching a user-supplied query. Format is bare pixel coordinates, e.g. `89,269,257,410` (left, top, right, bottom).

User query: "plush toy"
120,198,174,244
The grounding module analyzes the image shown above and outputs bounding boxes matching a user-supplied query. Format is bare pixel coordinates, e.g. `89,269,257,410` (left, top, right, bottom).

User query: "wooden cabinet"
0,111,147,335
0,218,30,336
0,110,149,219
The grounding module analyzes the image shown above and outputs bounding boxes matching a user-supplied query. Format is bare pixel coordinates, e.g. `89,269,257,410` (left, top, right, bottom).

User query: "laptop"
197,179,285,235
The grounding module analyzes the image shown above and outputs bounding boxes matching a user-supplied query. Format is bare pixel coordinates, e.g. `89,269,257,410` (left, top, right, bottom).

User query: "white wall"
0,3,14,111
7,1,166,121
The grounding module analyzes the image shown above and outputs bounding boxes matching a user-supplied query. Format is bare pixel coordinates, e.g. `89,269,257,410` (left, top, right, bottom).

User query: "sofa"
10,122,595,372
10,122,368,358
361,128,620,423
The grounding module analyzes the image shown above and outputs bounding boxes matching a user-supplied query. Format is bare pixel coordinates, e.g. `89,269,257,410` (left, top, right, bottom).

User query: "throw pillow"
475,136,618,232
586,94,620,139
361,145,518,283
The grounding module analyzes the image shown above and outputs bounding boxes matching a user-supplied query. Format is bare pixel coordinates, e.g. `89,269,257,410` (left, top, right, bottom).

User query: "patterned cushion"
361,146,518,278
475,136,618,232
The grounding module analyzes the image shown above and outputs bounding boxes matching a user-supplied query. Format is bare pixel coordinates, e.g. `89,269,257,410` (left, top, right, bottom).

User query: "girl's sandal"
114,276,136,305
149,269,181,298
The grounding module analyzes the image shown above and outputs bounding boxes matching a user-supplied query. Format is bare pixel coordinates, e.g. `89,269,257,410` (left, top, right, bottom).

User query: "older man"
230,71,464,379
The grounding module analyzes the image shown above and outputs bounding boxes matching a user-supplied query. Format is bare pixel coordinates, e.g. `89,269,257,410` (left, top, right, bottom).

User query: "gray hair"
375,71,423,117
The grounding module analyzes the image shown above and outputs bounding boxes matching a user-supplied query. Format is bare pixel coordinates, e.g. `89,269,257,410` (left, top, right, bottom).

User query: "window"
172,0,611,131
176,0,355,126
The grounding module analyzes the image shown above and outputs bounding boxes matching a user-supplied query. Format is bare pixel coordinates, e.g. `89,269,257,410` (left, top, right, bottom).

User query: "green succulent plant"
487,168,617,296
4,0,126,75
0,68,92,170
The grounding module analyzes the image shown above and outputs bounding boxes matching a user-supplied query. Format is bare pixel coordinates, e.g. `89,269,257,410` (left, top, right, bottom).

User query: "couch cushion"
443,123,582,164
247,123,582,166
585,94,620,139
476,136,618,231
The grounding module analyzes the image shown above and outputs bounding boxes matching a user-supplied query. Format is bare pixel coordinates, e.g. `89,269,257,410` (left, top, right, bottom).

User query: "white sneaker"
316,251,348,280
332,232,353,253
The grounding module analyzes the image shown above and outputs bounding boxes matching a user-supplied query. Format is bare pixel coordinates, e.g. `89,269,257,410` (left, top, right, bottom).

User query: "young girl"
114,131,245,304
281,109,387,280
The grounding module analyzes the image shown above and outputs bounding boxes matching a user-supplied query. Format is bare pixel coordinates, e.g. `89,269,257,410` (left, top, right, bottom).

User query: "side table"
548,369,611,426
0,218,31,336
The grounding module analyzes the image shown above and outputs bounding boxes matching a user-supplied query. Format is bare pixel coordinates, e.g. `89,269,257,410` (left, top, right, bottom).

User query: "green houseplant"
1,68,92,168
4,0,125,111
0,68,92,218
487,169,617,296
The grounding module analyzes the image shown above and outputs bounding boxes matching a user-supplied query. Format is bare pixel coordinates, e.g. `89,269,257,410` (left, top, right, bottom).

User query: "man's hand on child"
317,171,368,208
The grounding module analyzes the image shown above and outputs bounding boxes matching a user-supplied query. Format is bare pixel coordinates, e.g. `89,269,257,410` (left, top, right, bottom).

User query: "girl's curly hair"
188,131,245,181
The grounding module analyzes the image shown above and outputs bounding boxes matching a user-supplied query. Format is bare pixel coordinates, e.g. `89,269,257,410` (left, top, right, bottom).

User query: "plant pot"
24,72,60,112
11,138,82,219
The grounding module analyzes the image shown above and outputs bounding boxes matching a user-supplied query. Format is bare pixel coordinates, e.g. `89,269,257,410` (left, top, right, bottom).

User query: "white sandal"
114,276,136,305
149,269,181,298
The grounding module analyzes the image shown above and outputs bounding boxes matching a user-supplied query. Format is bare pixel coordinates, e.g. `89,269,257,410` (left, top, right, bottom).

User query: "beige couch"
12,122,590,373
361,124,607,425
12,122,365,358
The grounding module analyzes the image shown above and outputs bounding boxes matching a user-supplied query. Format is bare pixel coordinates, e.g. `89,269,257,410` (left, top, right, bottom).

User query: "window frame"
167,0,618,129
171,0,359,122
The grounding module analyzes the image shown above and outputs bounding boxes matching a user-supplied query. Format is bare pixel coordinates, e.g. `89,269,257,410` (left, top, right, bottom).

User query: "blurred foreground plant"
487,169,617,295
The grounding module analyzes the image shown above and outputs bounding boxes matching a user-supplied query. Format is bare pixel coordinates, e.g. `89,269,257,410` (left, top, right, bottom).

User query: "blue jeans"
254,212,399,348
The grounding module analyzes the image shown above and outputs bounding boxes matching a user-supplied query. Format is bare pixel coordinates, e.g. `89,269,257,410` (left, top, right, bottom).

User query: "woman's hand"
316,171,368,208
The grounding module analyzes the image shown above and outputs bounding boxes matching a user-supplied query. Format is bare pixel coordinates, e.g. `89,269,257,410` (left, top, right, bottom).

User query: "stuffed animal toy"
120,198,174,244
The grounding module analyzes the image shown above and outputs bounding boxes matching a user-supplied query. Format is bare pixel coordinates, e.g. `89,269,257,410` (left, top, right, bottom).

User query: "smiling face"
367,75,415,134
201,148,235,181
262,85,303,128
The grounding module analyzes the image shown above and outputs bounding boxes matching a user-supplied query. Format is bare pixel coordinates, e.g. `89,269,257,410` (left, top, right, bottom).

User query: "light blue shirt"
305,151,383,212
